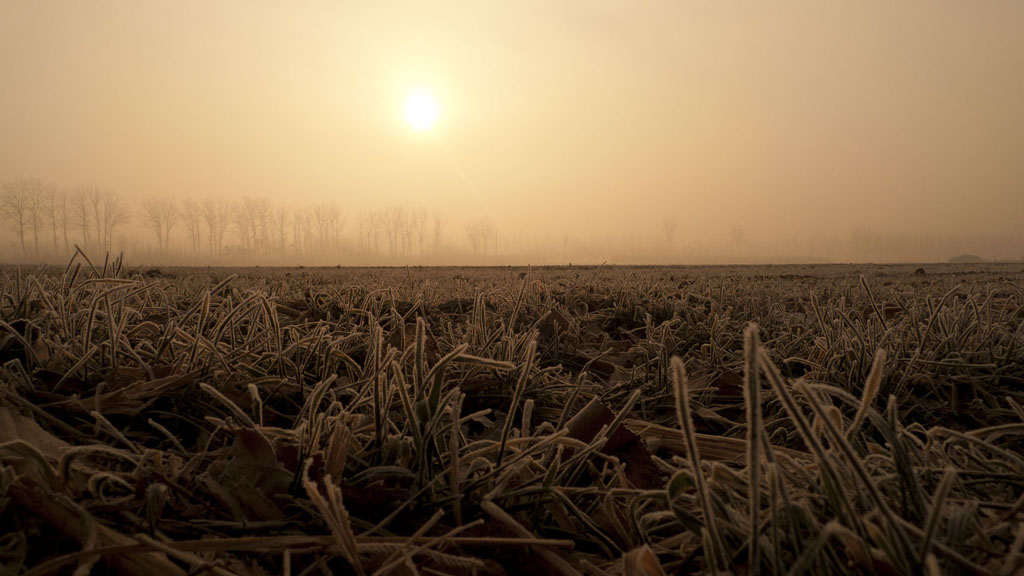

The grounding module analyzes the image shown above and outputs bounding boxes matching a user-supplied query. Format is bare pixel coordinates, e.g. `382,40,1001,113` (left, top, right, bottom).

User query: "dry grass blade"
671,356,727,573
20,530,576,574
757,348,865,545
921,468,956,562
8,481,186,576
302,461,365,576
744,323,762,575
199,382,256,428
792,377,916,571
623,419,810,465
371,509,444,575
859,274,888,332
496,337,536,467
480,500,582,576
847,348,885,440
449,392,464,526
1,263,1021,574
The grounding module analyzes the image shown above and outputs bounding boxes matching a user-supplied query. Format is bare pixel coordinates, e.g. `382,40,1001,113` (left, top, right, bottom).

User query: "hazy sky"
2,1,1023,255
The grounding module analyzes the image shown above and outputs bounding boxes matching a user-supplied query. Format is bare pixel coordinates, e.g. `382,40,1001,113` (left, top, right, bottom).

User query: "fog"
2,2,1022,265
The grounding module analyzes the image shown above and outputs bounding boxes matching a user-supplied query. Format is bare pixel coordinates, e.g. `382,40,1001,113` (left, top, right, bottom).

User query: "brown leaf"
538,309,570,340
0,406,69,459
622,545,666,576
387,322,439,361
204,428,294,521
564,399,662,489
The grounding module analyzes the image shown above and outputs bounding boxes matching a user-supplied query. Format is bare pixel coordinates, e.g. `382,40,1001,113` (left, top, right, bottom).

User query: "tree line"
0,178,509,264
0,179,130,259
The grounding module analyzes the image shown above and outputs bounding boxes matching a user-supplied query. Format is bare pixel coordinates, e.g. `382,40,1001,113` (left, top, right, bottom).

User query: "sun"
404,89,440,132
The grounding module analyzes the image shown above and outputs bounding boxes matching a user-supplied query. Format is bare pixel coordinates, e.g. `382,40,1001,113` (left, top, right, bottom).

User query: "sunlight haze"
1,1,1022,264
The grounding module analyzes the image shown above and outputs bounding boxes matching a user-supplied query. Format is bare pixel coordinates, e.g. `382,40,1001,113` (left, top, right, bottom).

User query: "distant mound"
948,254,985,264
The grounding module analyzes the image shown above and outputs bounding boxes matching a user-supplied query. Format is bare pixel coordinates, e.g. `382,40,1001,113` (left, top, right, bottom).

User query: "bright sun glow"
404,89,440,131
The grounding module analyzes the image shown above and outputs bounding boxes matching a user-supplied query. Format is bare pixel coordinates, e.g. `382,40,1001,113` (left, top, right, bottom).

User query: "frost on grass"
0,262,1021,575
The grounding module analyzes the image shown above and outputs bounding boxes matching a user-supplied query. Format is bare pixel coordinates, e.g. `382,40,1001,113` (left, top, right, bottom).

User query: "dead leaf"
203,428,294,521
564,399,661,489
622,545,666,576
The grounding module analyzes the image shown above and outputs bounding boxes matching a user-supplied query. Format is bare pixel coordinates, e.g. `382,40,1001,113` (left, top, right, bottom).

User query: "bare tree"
87,188,104,250
480,218,495,256
274,205,288,257
383,206,407,257
53,188,71,257
312,204,328,254
432,210,446,254
68,187,128,254
466,223,481,255
231,196,272,259
98,191,130,252
42,186,71,258
730,224,745,259
71,186,94,249
141,198,178,255
400,211,414,256
332,211,346,255
660,217,678,251
0,179,33,257
369,210,382,254
23,181,45,257
312,202,343,255
43,187,58,257
292,207,308,256
233,198,255,256
357,213,370,254
411,207,428,257
252,197,272,257
466,217,495,256
201,198,231,259
358,210,384,256
181,200,203,256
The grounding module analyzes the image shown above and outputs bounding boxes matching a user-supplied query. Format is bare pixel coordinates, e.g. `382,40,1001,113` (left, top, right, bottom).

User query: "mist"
2,2,1023,266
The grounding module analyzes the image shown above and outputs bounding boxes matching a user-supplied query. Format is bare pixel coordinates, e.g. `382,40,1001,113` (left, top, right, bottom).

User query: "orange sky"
2,1,1023,260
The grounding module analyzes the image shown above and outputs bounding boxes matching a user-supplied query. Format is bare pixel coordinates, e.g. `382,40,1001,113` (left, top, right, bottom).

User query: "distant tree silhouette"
730,225,745,258
412,207,428,257
370,211,383,254
383,206,407,257
64,186,127,253
274,205,288,256
0,179,36,257
400,211,414,256
357,212,372,254
0,179,597,264
97,190,130,252
201,198,231,258
234,196,272,257
181,200,203,255
71,187,93,250
432,211,446,254
141,198,178,255
292,207,310,256
313,202,342,255
25,182,45,257
466,217,495,256
43,186,70,258
466,223,481,255
661,217,678,251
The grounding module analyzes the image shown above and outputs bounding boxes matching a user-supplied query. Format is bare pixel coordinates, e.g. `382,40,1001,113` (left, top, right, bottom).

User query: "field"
1,260,1022,575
